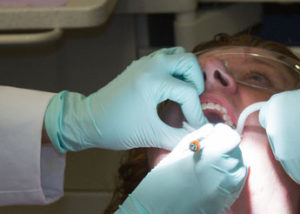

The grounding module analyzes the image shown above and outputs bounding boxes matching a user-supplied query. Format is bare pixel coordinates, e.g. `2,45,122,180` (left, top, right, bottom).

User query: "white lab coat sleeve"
0,86,66,206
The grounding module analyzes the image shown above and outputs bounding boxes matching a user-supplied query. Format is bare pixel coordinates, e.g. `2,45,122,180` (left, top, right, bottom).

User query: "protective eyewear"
195,46,300,93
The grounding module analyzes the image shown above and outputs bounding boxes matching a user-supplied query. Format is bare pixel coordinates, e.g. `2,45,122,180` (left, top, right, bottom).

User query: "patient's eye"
244,71,272,87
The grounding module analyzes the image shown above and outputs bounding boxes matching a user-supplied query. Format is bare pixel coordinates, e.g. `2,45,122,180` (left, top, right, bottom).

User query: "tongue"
204,112,224,124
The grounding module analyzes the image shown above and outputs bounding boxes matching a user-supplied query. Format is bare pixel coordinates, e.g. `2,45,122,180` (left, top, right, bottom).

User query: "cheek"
147,148,170,169
237,88,271,109
237,86,272,105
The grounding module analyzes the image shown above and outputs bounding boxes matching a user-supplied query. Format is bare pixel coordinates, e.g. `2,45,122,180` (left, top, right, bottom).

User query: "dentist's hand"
45,47,207,153
259,89,300,184
116,124,247,214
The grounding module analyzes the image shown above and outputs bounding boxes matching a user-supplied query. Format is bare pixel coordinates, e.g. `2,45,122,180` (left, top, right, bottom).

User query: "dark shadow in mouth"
204,111,224,124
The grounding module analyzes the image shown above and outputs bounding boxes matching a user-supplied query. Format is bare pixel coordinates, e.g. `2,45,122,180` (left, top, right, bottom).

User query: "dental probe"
182,122,203,152
236,101,267,136
183,101,267,152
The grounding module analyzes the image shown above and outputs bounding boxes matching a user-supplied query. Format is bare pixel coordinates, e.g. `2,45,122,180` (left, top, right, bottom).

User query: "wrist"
44,91,69,153
42,121,51,145
44,91,102,153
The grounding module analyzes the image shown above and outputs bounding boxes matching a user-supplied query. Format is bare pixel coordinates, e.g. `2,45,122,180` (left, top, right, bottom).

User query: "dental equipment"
183,101,267,152
189,140,201,152
236,101,266,135
183,122,204,152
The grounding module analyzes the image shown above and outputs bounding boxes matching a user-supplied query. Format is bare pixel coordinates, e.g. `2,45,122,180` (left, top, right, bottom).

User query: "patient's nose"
202,58,237,93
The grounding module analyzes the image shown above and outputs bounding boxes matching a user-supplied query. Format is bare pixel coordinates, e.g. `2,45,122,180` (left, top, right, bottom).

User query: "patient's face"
148,47,300,213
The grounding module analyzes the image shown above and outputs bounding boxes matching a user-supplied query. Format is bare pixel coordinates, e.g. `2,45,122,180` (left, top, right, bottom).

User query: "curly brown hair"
103,33,300,213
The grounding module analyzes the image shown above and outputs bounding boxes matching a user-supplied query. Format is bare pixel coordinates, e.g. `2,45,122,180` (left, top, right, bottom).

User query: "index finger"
165,52,205,95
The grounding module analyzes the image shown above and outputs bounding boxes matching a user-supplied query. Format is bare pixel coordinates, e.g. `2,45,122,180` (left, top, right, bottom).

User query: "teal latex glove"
45,47,208,153
259,89,300,184
116,124,247,214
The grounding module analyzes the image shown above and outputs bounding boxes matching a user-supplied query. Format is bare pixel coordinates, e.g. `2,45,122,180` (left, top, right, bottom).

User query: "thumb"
149,46,186,58
159,76,208,128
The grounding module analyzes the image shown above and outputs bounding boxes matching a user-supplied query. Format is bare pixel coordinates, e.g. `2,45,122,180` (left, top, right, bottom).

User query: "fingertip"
160,77,207,130
235,166,248,187
166,52,204,95
171,46,186,54
162,78,205,128
160,47,186,56
181,91,207,128
185,53,204,94
233,166,248,189
148,47,185,58
180,53,204,94
191,113,209,129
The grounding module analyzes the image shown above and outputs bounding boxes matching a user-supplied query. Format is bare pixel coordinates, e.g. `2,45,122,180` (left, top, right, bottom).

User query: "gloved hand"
116,124,248,214
259,89,300,184
45,47,208,153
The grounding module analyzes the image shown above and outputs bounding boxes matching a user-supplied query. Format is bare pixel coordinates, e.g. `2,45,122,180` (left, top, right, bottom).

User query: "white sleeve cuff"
0,86,65,206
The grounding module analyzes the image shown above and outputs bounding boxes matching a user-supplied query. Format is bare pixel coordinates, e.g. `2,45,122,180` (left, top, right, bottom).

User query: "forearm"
0,86,64,205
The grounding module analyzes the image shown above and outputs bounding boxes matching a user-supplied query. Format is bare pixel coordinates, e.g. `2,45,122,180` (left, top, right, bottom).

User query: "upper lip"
200,93,238,127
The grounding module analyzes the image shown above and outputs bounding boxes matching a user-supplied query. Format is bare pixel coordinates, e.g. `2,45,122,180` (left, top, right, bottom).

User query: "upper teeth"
201,102,234,128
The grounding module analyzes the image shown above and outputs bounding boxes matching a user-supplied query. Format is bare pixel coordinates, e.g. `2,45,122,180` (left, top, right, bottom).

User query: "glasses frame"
194,46,300,93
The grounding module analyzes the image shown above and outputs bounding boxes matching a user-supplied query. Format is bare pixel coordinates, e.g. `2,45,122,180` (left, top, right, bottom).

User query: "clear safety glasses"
195,46,300,93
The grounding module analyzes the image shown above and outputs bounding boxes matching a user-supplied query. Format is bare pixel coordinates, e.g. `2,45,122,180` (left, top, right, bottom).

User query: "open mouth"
201,102,235,128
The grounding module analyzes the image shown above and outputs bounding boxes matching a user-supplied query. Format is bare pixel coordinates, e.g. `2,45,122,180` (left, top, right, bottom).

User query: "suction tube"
236,101,267,136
